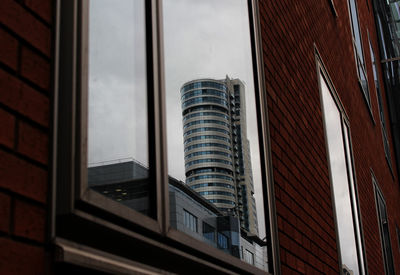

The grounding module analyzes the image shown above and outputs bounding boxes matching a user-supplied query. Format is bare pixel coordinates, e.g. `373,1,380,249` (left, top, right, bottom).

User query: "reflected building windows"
163,0,271,270
244,249,255,265
203,222,216,242
181,78,258,234
183,209,198,232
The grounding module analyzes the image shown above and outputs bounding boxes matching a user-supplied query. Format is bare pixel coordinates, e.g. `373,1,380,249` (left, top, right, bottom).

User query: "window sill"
54,212,271,275
54,238,165,274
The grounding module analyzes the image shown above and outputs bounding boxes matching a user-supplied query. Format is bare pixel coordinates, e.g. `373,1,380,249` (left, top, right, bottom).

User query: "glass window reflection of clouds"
320,73,365,275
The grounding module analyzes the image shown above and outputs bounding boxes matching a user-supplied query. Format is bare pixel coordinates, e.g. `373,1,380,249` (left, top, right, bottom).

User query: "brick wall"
260,0,400,274
0,0,52,274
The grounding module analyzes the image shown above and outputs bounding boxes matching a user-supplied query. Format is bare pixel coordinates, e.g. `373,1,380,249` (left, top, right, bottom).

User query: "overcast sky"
88,0,266,239
320,76,361,274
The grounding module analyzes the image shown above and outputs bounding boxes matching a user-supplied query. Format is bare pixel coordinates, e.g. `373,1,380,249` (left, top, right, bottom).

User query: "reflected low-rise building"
88,160,268,271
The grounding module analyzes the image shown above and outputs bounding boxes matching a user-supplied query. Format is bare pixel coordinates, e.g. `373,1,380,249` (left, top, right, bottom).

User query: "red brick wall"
0,0,52,274
260,0,400,274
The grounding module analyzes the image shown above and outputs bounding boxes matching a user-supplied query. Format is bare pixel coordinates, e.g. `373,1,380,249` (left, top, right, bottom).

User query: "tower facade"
181,77,258,234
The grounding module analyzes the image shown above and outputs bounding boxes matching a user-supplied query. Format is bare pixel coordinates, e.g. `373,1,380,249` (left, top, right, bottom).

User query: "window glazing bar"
381,56,400,62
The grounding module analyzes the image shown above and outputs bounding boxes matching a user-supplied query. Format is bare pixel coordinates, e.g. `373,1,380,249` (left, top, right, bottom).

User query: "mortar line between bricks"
0,145,48,169
276,203,337,254
0,22,52,61
18,2,52,28
0,61,50,97
8,234,47,247
0,187,46,207
0,102,49,131
279,219,337,263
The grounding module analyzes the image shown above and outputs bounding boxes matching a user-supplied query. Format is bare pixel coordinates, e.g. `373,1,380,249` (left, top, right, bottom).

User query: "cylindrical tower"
181,79,236,211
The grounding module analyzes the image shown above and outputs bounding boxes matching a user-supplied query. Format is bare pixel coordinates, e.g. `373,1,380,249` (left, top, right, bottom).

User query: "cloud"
88,0,148,165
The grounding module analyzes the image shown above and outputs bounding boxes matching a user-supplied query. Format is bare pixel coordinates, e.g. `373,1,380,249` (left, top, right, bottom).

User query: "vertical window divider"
147,0,169,234
341,117,368,275
78,0,89,200
248,0,280,273
372,172,396,274
55,0,79,216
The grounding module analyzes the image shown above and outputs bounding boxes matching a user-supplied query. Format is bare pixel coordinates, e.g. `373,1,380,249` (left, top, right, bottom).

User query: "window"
244,249,255,265
217,232,229,249
317,55,366,275
53,0,279,274
369,38,393,169
203,222,215,242
183,209,198,232
373,176,395,275
348,0,371,110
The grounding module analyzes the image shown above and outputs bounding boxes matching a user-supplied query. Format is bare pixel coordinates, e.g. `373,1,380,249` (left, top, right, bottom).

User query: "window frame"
328,0,338,17
368,34,394,173
315,49,368,275
51,0,280,274
372,173,396,275
347,0,374,118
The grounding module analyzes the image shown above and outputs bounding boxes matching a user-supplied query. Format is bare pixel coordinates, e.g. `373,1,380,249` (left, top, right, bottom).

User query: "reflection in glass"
374,181,395,275
87,0,152,216
163,0,268,271
349,0,363,61
320,74,364,275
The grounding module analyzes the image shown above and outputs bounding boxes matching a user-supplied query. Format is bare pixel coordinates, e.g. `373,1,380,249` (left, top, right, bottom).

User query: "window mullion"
147,0,169,234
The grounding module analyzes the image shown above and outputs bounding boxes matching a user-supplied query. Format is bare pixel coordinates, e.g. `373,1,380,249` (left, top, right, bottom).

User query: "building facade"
181,77,258,235
88,160,268,270
0,0,400,274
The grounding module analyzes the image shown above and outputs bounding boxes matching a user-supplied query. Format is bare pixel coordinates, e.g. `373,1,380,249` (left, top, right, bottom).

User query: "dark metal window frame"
347,0,375,121
51,0,280,274
368,33,394,174
315,48,368,275
372,173,396,275
397,226,400,253
328,0,338,17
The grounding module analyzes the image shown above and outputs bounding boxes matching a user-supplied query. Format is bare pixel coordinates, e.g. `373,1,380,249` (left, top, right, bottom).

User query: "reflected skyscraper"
181,77,258,235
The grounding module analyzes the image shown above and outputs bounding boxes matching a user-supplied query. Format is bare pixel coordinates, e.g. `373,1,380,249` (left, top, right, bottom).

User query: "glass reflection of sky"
320,75,361,275
88,0,148,166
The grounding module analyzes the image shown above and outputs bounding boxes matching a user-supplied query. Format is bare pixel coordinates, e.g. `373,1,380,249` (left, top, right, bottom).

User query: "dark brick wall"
0,0,51,274
260,0,400,274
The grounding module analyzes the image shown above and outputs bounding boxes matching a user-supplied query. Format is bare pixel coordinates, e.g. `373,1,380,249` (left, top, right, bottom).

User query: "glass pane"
375,187,395,275
342,123,365,275
87,0,153,217
163,0,268,271
349,0,363,62
320,74,362,275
